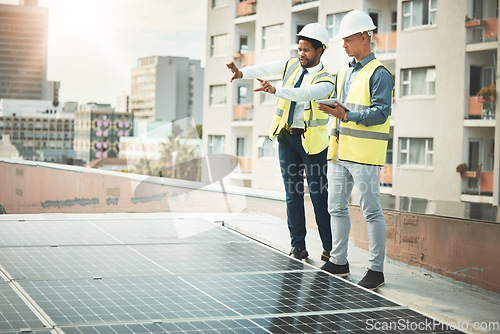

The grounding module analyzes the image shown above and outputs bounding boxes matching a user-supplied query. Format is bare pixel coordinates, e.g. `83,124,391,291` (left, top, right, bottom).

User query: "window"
209,84,227,105
489,140,495,171
262,24,283,49
400,196,428,213
239,35,249,53
401,67,435,97
391,11,397,31
258,136,278,158
386,138,393,165
369,12,379,34
212,0,229,9
208,135,225,154
260,80,281,104
238,86,248,104
236,137,245,156
473,0,498,20
399,138,433,166
210,34,228,57
402,0,437,29
326,12,347,39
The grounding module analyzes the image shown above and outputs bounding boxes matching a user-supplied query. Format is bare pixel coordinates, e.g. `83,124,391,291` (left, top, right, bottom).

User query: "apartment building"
74,103,134,162
0,1,59,102
204,0,500,212
0,99,73,161
130,56,204,124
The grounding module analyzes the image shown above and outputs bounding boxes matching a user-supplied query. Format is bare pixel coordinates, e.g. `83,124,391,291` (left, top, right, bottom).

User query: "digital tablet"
315,98,347,110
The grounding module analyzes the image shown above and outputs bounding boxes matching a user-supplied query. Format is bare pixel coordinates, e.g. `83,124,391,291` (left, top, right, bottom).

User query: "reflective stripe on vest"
269,57,335,155
327,59,391,165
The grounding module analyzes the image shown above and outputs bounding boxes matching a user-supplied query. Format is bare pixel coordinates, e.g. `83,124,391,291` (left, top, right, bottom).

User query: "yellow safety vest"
327,59,392,165
269,58,334,155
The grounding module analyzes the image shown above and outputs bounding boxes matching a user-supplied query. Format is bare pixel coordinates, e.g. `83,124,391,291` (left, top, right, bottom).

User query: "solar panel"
181,271,398,315
20,277,240,326
59,309,465,334
0,246,174,280
60,318,266,334
0,283,49,333
0,218,242,247
0,215,465,333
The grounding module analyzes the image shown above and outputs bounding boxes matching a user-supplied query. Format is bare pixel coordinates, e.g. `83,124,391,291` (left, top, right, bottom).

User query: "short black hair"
297,36,323,50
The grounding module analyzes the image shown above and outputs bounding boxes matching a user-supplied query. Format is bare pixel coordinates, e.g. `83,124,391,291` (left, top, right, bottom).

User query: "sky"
1,0,208,106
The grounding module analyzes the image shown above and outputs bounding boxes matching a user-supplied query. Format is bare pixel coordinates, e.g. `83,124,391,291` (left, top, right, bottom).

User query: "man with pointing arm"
227,23,334,261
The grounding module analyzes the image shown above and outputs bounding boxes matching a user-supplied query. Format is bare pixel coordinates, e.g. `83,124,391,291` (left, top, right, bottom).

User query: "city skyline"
0,0,208,106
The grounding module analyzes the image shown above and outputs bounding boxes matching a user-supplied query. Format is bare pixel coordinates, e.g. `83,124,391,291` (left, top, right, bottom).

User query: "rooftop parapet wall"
1,159,499,293
0,159,248,215
348,207,500,294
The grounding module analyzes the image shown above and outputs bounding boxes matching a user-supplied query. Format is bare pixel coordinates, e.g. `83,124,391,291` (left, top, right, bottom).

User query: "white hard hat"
297,22,329,49
335,10,376,39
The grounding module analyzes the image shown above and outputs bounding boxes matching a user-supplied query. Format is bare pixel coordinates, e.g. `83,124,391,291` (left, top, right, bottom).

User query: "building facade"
204,0,500,214
130,56,204,124
0,99,73,161
74,103,134,162
0,1,57,102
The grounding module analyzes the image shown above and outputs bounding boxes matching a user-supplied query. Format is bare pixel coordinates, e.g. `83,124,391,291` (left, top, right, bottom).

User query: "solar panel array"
0,215,464,333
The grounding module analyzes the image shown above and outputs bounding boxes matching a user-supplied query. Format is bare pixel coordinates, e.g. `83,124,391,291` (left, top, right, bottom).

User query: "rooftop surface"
0,212,498,333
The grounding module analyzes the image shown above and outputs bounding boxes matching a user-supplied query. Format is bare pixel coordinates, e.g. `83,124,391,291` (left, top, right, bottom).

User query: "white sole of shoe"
366,281,385,291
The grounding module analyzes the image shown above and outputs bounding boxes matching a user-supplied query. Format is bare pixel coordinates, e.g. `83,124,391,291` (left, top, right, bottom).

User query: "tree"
131,135,201,181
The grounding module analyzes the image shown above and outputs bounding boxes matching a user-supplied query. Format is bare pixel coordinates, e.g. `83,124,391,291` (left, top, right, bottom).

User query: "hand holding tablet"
315,98,348,111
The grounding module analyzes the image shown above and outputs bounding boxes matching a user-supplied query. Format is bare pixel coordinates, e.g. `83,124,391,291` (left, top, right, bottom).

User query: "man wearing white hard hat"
226,23,334,262
317,10,393,290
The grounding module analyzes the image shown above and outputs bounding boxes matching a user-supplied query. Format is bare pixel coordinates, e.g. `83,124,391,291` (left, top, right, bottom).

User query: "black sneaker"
358,269,385,290
289,247,308,260
320,261,349,277
321,250,331,262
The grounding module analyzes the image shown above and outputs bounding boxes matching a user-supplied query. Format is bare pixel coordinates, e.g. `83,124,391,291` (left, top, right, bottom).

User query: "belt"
285,126,305,136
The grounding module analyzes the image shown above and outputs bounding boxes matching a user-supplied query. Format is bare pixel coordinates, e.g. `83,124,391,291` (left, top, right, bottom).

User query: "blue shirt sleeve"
345,67,393,127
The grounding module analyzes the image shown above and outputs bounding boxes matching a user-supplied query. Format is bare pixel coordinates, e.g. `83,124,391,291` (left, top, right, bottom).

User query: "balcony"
236,0,256,17
467,96,495,120
371,31,397,54
380,165,393,186
237,156,252,172
465,17,498,44
232,51,255,67
461,170,494,196
233,104,253,121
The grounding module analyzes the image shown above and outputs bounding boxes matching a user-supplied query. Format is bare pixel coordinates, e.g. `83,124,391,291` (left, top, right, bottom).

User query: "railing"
380,165,393,186
465,18,498,44
236,0,256,17
233,104,253,121
467,96,496,120
462,171,494,195
371,31,397,54
237,156,252,172
233,51,255,66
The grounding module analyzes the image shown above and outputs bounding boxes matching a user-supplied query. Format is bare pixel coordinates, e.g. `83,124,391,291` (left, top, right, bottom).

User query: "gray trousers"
327,160,387,272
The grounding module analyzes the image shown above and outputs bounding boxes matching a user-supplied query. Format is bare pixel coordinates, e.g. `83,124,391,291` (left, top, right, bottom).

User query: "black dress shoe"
289,247,308,260
358,269,385,290
320,261,350,277
321,250,331,262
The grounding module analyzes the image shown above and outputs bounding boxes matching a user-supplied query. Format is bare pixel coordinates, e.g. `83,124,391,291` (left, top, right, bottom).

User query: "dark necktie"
287,68,308,127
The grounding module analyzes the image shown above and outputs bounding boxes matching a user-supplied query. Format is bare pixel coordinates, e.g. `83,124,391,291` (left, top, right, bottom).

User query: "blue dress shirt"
334,53,393,127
